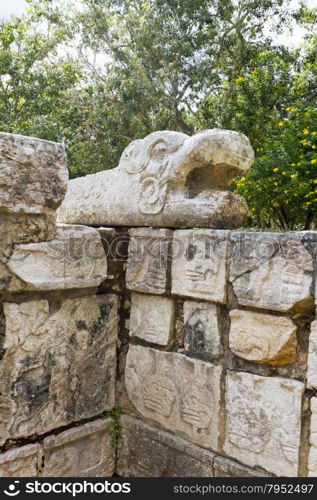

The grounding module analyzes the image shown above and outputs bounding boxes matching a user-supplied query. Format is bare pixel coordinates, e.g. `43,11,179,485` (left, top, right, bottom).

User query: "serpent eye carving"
139,177,167,215
119,139,148,174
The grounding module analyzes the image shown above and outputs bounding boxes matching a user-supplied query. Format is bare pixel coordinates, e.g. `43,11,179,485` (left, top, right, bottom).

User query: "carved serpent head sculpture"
57,129,254,228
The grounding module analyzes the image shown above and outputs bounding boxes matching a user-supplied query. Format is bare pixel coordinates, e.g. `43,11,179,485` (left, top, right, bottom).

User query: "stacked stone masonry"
1,131,317,478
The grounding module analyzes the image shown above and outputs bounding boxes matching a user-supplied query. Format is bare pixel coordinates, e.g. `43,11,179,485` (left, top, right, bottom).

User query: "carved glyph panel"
229,309,297,365
129,293,175,346
126,228,172,295
42,419,115,477
7,224,108,291
184,301,222,360
125,344,221,450
0,444,40,477
171,230,230,303
224,371,304,476
230,233,313,313
0,295,118,445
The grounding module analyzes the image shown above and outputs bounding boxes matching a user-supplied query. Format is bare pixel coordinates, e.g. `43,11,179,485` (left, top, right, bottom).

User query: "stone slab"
117,414,215,477
129,292,175,345
126,228,172,294
0,295,117,445
230,232,314,313
0,444,40,477
42,419,115,477
7,224,108,291
184,301,222,360
229,309,297,365
224,371,304,476
0,132,68,215
172,230,230,303
125,344,222,450
307,321,317,389
213,455,271,477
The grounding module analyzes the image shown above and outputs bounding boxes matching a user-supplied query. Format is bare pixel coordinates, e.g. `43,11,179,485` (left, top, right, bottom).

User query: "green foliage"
105,407,122,450
0,0,316,228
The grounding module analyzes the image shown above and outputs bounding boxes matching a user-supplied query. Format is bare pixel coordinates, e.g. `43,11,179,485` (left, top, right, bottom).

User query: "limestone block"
307,321,317,389
0,213,59,291
117,415,215,477
129,293,175,345
57,129,254,229
125,344,222,450
184,301,222,360
230,232,314,313
0,295,117,445
224,371,304,476
42,419,115,477
213,456,271,477
229,309,297,365
126,228,172,294
172,230,230,303
0,444,40,477
0,132,68,214
7,224,107,291
308,397,317,477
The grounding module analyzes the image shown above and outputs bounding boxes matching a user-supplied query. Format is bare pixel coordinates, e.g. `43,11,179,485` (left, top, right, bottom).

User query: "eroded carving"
0,295,118,445
224,371,304,476
172,230,230,302
42,419,115,477
230,232,314,313
229,309,297,365
129,293,175,346
126,228,172,294
184,301,222,360
125,344,221,449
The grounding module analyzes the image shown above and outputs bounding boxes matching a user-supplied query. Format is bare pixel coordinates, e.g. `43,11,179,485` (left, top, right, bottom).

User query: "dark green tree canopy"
0,0,316,229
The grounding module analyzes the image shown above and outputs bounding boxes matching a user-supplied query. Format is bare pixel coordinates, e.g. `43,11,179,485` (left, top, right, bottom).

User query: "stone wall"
1,131,317,477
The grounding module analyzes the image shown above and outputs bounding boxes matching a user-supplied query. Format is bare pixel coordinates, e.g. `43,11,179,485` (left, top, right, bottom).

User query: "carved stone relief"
125,344,221,450
129,292,175,346
224,371,304,476
172,230,230,302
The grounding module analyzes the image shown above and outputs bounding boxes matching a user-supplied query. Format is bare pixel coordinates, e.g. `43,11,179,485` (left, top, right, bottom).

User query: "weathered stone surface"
308,397,317,477
213,455,271,477
42,419,115,477
0,213,58,292
184,301,222,360
125,344,222,449
6,224,107,291
0,444,40,477
117,415,215,477
307,321,317,389
57,129,254,229
126,228,172,294
224,371,304,476
230,232,314,313
0,132,68,214
229,310,297,365
172,230,230,303
0,295,117,445
129,293,175,345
